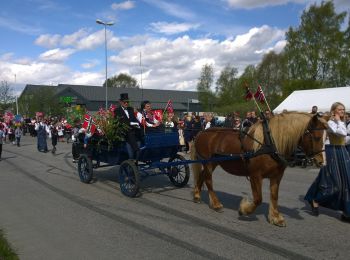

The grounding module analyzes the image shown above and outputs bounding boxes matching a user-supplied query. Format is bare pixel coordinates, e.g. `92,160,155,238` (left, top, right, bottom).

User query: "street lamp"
96,19,114,109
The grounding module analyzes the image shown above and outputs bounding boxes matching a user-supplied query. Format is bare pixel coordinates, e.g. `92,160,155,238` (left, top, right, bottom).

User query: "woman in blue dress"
35,116,49,152
305,102,350,222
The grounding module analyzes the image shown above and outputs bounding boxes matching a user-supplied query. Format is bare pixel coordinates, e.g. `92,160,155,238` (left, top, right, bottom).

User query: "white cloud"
69,71,103,85
61,29,89,47
0,16,42,35
15,57,33,65
4,25,286,93
0,52,14,61
0,60,104,88
226,0,350,10
111,1,135,10
35,34,61,48
226,0,308,9
34,29,105,51
0,60,71,86
150,22,200,35
109,25,285,90
144,0,196,20
38,48,75,62
81,59,100,69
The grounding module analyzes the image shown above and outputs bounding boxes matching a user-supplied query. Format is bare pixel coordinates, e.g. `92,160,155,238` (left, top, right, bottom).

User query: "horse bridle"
299,127,325,158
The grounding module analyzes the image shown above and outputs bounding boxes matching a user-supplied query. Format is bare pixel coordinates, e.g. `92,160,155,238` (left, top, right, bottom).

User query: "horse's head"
299,113,328,167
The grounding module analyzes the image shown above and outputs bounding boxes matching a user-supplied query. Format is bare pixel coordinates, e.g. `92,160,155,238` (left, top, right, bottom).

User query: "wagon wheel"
167,154,190,187
288,161,296,167
301,159,307,168
119,160,140,197
78,154,93,183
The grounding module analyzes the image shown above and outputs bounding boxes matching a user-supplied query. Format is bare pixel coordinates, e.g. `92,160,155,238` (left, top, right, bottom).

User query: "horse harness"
239,113,288,167
298,128,325,158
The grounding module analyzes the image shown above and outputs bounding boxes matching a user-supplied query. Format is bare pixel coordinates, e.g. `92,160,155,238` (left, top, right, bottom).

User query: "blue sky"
0,0,349,95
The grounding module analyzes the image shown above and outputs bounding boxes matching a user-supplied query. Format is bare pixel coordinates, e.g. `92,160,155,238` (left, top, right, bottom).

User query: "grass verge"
0,229,19,260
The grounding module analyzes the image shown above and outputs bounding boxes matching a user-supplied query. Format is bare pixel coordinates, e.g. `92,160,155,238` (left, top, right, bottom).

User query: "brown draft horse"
191,112,328,227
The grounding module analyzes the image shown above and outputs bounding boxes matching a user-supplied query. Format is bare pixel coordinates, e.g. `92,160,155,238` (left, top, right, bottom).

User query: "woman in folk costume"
35,114,49,152
305,102,350,222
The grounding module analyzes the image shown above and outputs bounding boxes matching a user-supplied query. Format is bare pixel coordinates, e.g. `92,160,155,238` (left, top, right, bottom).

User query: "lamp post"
96,19,114,109
14,74,18,115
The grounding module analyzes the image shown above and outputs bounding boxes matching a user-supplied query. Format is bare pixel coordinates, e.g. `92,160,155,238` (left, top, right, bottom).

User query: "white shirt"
35,122,50,133
346,123,350,145
136,111,159,127
122,107,129,119
328,119,346,137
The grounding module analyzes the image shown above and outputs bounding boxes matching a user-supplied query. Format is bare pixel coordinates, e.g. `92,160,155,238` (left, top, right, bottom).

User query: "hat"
119,93,129,101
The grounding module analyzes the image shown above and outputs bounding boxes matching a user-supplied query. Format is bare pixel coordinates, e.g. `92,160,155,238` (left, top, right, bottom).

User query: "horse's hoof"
193,198,201,204
209,204,224,213
269,217,286,227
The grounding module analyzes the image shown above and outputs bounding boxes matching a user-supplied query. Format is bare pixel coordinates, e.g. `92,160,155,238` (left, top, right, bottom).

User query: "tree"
284,1,347,87
104,73,139,88
216,65,239,105
256,51,286,96
196,64,216,111
18,87,64,117
0,80,15,113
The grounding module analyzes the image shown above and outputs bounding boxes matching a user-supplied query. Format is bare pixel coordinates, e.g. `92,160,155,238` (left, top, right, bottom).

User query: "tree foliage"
18,87,64,117
284,1,347,86
0,80,15,113
104,73,139,88
196,64,216,111
206,1,350,114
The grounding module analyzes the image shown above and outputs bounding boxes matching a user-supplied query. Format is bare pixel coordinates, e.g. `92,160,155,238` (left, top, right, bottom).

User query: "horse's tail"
191,140,203,186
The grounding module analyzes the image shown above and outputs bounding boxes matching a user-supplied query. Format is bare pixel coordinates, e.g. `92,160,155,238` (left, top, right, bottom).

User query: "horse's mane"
249,112,313,155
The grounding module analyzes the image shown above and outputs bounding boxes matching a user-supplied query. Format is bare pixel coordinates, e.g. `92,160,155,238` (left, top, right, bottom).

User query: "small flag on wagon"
254,85,266,103
82,114,96,135
243,83,253,101
153,109,163,122
164,99,174,113
245,88,253,101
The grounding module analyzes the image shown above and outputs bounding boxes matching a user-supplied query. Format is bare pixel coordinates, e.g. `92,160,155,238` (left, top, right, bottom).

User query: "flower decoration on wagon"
93,106,128,149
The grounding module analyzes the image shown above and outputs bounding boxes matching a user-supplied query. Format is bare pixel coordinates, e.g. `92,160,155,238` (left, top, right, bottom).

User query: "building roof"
21,84,200,110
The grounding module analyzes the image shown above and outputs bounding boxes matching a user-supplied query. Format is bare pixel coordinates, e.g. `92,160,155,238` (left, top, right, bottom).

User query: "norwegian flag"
165,99,174,113
82,114,96,135
243,82,253,101
153,109,163,122
245,88,253,101
109,104,116,117
254,85,266,103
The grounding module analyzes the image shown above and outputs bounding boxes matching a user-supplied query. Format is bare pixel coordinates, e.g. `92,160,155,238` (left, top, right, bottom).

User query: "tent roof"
273,86,350,113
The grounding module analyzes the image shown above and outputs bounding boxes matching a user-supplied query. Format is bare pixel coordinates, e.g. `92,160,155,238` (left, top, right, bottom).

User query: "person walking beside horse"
305,102,350,223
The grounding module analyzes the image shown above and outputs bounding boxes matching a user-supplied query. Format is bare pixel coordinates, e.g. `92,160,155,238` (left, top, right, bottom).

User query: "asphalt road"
0,135,349,260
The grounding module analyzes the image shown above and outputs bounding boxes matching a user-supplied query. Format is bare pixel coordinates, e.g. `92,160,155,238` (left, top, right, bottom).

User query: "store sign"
60,96,73,103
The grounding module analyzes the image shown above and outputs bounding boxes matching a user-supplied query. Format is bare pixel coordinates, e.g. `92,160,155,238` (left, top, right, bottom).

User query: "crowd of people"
0,114,78,158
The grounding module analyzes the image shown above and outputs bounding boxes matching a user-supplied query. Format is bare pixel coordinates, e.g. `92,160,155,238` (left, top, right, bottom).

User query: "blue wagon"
76,130,190,197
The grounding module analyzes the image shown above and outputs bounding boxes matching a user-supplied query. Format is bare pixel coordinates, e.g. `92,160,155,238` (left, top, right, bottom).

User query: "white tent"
273,86,350,113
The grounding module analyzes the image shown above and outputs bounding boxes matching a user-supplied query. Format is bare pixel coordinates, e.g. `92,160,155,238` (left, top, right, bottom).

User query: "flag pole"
140,52,143,102
252,95,262,113
259,85,272,112
244,83,262,113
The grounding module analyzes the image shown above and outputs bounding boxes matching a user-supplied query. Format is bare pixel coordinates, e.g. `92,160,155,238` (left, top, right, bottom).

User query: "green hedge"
0,229,18,260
